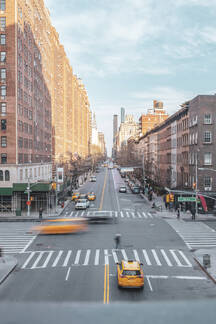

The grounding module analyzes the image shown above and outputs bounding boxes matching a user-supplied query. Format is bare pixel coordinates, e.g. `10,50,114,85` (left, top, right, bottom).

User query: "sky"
45,0,216,155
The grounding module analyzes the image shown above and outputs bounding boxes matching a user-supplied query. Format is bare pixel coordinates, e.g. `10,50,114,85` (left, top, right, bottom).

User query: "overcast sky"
45,0,216,155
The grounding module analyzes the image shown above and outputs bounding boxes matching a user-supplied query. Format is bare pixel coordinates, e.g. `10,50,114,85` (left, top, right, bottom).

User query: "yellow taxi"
117,260,144,289
32,218,87,235
87,192,96,201
72,192,80,201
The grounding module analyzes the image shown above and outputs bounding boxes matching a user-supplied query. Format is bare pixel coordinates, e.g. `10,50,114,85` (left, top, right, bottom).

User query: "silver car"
75,199,90,210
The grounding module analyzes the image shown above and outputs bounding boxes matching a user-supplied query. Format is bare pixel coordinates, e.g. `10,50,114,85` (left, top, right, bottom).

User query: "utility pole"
27,177,31,217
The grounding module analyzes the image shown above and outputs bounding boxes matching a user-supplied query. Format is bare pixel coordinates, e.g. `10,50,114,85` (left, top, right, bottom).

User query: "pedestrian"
177,207,180,219
114,233,121,249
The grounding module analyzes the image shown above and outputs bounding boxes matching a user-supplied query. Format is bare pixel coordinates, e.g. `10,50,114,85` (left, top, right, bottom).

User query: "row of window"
18,120,33,134
190,175,212,189
19,166,49,181
189,152,212,165
18,137,33,149
0,170,10,182
0,1,6,11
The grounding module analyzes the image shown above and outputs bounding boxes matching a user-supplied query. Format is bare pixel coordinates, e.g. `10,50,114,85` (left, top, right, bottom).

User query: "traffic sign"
178,197,197,202
26,201,31,206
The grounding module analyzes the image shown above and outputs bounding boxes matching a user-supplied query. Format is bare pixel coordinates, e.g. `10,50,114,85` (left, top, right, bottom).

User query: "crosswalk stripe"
126,212,130,218
94,249,100,265
115,212,118,218
131,212,135,218
142,249,151,265
42,251,54,268
62,250,72,267
178,250,192,267
170,250,184,267
121,249,128,261
104,249,109,265
69,211,74,217
31,252,45,269
52,250,63,267
151,249,162,266
81,211,85,217
112,250,118,263
160,249,172,267
83,249,91,266
120,211,124,218
21,252,35,269
148,213,153,219
74,250,81,265
142,212,147,219
137,212,142,218
133,249,140,262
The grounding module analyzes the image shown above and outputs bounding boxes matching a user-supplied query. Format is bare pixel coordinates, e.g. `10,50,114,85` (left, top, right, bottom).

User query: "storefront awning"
0,187,13,196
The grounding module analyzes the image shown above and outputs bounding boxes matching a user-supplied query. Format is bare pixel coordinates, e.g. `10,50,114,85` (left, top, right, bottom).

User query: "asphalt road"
0,167,216,303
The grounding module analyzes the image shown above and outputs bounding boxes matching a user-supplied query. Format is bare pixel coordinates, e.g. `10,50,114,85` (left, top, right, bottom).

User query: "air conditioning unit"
205,187,212,191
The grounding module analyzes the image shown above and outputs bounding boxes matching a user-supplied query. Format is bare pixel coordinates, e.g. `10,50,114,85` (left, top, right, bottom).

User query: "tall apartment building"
0,0,92,212
121,107,125,123
117,114,139,150
139,100,169,135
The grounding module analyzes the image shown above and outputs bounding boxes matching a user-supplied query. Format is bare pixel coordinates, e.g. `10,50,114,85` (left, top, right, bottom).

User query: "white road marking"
160,249,172,267
131,212,135,218
111,170,121,212
62,250,72,267
115,212,118,218
52,250,63,267
151,249,162,266
65,267,71,281
104,249,109,265
133,249,140,262
142,212,147,219
112,250,119,263
142,249,151,265
81,211,85,217
70,211,74,217
147,275,206,280
170,250,185,267
146,276,153,292
126,212,130,218
121,249,128,261
94,249,100,265
83,249,91,266
148,212,153,219
178,250,192,267
31,252,45,269
74,250,81,265
137,212,142,218
41,251,54,268
21,251,35,269
74,212,79,218
120,211,124,218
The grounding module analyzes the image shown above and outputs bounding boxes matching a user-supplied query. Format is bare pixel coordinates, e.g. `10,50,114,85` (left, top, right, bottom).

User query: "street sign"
178,197,197,202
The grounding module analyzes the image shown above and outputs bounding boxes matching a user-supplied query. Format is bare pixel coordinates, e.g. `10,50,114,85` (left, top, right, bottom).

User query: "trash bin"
16,209,21,216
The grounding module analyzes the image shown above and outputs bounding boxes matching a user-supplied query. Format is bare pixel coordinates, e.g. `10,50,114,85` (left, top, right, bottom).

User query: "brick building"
0,0,92,213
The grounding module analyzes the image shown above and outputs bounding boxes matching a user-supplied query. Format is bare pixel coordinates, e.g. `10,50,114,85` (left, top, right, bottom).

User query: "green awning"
13,183,52,192
0,187,13,196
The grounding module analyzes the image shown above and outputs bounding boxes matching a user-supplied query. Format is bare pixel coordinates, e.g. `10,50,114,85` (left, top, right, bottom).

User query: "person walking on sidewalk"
177,207,180,220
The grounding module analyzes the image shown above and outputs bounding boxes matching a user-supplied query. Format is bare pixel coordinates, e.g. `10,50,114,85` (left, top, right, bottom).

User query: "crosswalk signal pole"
195,153,198,220
27,177,31,217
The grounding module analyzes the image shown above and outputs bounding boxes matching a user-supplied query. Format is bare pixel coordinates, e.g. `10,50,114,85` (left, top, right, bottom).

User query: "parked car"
119,186,127,193
90,176,97,182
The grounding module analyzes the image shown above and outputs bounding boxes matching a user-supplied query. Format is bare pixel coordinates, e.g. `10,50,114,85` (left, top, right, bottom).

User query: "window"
28,110,32,120
24,123,28,133
0,0,6,11
204,176,212,188
1,135,6,147
18,104,23,115
5,170,9,181
18,153,23,164
204,153,212,165
1,119,6,130
18,137,23,148
0,170,3,181
25,168,28,179
0,68,6,79
29,125,32,134
24,138,28,148
24,154,28,163
18,120,23,132
204,131,212,143
1,153,7,163
0,51,6,62
0,102,6,116
20,169,23,180
29,139,32,149
0,17,6,30
0,85,6,96
0,34,6,45
204,114,212,124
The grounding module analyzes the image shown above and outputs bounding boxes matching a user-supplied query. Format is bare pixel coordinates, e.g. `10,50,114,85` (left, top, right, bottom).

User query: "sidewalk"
0,200,70,222
140,193,216,221
194,248,216,284
0,256,17,285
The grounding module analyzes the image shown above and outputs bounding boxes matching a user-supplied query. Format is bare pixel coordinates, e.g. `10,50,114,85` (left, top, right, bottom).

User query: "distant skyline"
45,0,216,155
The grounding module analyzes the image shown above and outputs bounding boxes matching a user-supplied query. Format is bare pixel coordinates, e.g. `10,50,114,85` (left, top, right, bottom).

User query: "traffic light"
169,194,174,202
166,194,170,203
193,182,196,189
30,196,34,201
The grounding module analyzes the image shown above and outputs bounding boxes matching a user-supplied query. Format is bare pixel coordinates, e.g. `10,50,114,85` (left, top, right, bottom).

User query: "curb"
194,257,216,284
0,260,17,285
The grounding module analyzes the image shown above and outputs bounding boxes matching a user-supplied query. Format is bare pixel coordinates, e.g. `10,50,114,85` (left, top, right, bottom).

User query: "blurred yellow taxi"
87,192,96,201
72,192,80,201
117,260,144,289
32,218,87,234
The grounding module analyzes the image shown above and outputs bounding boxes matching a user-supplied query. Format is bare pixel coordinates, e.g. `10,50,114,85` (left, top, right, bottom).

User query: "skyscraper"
113,115,118,143
121,107,125,123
